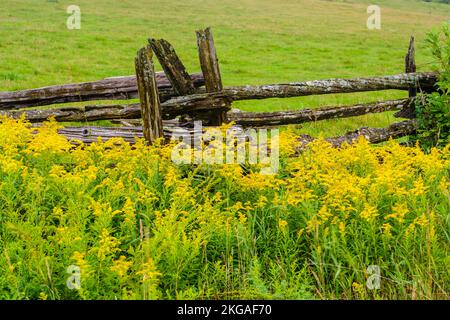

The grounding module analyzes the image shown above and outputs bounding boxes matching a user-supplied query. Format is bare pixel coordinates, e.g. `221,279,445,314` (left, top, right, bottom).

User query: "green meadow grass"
0,0,449,136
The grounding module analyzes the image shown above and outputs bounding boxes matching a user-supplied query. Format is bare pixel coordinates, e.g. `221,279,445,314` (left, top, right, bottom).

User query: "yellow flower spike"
52,207,64,218
382,223,393,238
85,166,98,181
306,216,320,234
122,198,136,222
96,229,121,261
278,219,288,231
405,222,416,238
385,203,409,224
213,192,222,203
256,195,268,208
359,203,379,221
27,118,72,156
164,166,178,188
317,205,332,222
111,256,132,278
4,250,14,273
411,178,429,197
352,282,365,296
71,251,91,277
331,216,338,225
338,221,346,236
278,129,299,157
38,292,48,300
238,213,247,224
414,214,429,228
232,201,244,212
111,209,122,216
137,258,162,283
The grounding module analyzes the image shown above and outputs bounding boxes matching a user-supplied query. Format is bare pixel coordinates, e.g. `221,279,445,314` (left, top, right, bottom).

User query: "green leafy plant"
414,24,450,150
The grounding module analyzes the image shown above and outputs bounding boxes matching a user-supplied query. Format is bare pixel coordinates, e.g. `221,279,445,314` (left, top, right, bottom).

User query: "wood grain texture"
0,72,436,112
149,38,196,95
1,97,230,123
50,124,200,144
220,72,437,100
1,98,413,126
228,99,410,127
196,27,223,92
151,72,438,104
395,36,418,119
405,36,417,95
296,120,417,150
135,46,164,144
196,27,229,126
0,73,205,110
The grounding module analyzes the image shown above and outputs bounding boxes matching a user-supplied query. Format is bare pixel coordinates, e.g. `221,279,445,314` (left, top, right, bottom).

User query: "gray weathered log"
110,118,193,127
47,119,417,148
157,72,436,121
111,119,143,126
228,99,410,127
57,126,145,144
135,46,164,144
196,27,229,126
51,125,201,145
2,104,141,122
0,72,437,112
296,120,417,151
0,73,205,110
3,71,436,124
1,96,230,123
1,98,411,125
162,94,230,118
149,38,196,95
157,72,438,106
221,72,437,100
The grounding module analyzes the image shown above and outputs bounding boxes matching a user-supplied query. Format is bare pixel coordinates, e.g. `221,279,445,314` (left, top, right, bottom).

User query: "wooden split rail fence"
0,30,439,147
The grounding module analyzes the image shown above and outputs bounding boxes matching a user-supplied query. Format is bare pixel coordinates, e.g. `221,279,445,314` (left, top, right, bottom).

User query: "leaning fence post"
149,38,196,96
395,36,417,119
135,45,164,144
405,36,416,97
196,27,230,126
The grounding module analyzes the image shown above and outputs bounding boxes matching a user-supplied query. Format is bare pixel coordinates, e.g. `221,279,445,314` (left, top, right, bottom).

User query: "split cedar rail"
0,30,438,146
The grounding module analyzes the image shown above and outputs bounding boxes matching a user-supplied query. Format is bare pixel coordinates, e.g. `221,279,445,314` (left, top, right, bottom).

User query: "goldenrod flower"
385,203,408,223
278,219,288,231
338,221,346,236
137,258,162,283
96,229,120,261
111,256,132,278
382,223,392,237
360,204,379,221
411,178,428,196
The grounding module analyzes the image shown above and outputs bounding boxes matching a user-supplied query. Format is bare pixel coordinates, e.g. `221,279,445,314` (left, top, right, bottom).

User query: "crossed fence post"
135,27,230,145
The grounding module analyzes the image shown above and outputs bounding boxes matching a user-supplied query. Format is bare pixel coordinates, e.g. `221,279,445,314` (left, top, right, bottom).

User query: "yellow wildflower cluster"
0,117,448,300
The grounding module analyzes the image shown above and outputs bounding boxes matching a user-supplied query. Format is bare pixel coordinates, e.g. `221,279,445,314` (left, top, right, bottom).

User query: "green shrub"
414,24,450,150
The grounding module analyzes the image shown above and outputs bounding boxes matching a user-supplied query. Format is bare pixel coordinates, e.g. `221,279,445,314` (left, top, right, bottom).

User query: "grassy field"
0,1,449,301
0,0,449,136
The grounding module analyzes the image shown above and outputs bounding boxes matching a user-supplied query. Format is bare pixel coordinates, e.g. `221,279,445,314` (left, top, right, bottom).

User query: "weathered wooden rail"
0,29,436,147
26,118,417,147
228,99,413,127
0,72,205,110
3,98,410,125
